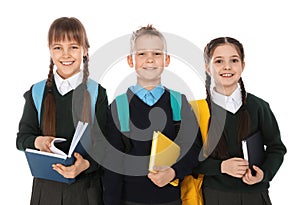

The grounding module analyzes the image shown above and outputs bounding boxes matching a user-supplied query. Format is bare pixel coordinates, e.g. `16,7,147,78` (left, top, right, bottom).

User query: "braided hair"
42,17,91,136
204,37,251,159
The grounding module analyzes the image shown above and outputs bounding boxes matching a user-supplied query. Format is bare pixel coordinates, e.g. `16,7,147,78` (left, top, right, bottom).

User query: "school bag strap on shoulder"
169,89,182,121
32,79,47,125
115,93,130,132
115,89,182,133
87,79,99,122
32,79,99,125
189,99,210,139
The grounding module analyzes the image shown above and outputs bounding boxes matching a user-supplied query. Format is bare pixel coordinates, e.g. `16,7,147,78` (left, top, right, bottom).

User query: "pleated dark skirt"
202,187,272,205
122,199,181,205
30,170,103,205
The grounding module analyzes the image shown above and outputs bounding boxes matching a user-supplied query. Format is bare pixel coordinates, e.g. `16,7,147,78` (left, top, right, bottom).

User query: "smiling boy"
102,25,201,205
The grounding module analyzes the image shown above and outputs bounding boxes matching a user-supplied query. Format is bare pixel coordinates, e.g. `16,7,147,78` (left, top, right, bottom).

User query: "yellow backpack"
181,99,210,205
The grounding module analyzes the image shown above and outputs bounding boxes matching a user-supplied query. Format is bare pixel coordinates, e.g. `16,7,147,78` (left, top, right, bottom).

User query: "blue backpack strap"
87,79,99,122
32,79,47,125
115,90,182,132
169,89,182,121
115,93,130,132
32,79,98,125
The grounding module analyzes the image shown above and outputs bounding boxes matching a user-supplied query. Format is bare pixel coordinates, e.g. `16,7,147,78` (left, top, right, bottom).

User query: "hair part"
48,17,90,50
204,37,251,159
204,37,245,65
42,17,91,136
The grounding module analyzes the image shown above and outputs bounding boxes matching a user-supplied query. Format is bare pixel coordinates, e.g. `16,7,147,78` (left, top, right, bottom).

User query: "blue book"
25,121,88,184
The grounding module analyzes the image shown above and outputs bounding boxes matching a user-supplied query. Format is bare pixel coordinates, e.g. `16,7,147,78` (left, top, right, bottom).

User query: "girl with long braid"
193,37,286,205
16,17,108,205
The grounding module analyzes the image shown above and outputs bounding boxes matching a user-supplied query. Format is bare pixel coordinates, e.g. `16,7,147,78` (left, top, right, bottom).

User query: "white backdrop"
1,0,298,204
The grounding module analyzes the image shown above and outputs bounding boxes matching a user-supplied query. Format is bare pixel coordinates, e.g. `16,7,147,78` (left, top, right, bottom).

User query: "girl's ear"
164,55,170,67
242,61,245,72
83,49,88,57
127,55,134,68
49,48,54,58
205,64,211,75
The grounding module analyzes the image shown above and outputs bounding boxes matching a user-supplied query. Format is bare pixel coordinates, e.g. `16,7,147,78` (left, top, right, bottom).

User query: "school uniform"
17,71,108,205
193,87,287,205
103,84,202,205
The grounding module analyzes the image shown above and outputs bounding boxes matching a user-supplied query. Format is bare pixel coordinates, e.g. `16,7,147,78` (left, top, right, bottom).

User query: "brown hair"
204,37,251,159
42,17,91,136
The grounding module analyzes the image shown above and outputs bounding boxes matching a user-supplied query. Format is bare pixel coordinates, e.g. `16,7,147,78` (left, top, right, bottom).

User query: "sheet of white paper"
50,138,67,156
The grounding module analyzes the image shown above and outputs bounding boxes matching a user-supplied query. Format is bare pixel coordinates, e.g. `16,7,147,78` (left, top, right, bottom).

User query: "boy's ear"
127,55,134,68
164,55,170,67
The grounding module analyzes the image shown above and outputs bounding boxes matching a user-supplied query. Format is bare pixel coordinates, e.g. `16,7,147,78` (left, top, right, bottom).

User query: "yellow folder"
149,131,180,173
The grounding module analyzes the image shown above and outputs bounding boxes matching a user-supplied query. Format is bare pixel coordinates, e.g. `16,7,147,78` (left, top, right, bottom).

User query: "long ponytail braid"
81,55,92,124
42,58,56,136
237,77,251,145
205,72,228,159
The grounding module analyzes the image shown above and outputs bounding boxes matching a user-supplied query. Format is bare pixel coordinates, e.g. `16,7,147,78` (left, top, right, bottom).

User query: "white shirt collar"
54,70,83,96
211,87,242,114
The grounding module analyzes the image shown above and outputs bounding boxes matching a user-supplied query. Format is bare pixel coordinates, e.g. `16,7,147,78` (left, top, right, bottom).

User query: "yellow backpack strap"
189,99,210,141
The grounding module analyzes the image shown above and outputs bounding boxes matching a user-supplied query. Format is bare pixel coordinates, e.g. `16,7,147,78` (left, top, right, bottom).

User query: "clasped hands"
221,157,264,185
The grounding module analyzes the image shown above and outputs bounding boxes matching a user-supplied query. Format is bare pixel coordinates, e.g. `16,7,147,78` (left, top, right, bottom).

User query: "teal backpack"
32,78,99,125
114,89,182,133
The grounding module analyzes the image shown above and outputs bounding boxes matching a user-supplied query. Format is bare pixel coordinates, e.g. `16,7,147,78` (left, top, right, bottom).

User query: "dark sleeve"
102,101,125,205
192,157,223,176
259,102,287,182
82,85,109,174
16,87,40,151
172,95,202,179
95,85,108,137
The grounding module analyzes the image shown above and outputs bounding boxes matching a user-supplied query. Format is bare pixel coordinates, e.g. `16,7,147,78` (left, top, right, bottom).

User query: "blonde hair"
129,24,167,54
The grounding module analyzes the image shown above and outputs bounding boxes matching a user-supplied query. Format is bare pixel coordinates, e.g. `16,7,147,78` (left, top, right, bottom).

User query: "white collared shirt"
54,71,83,96
211,87,242,114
